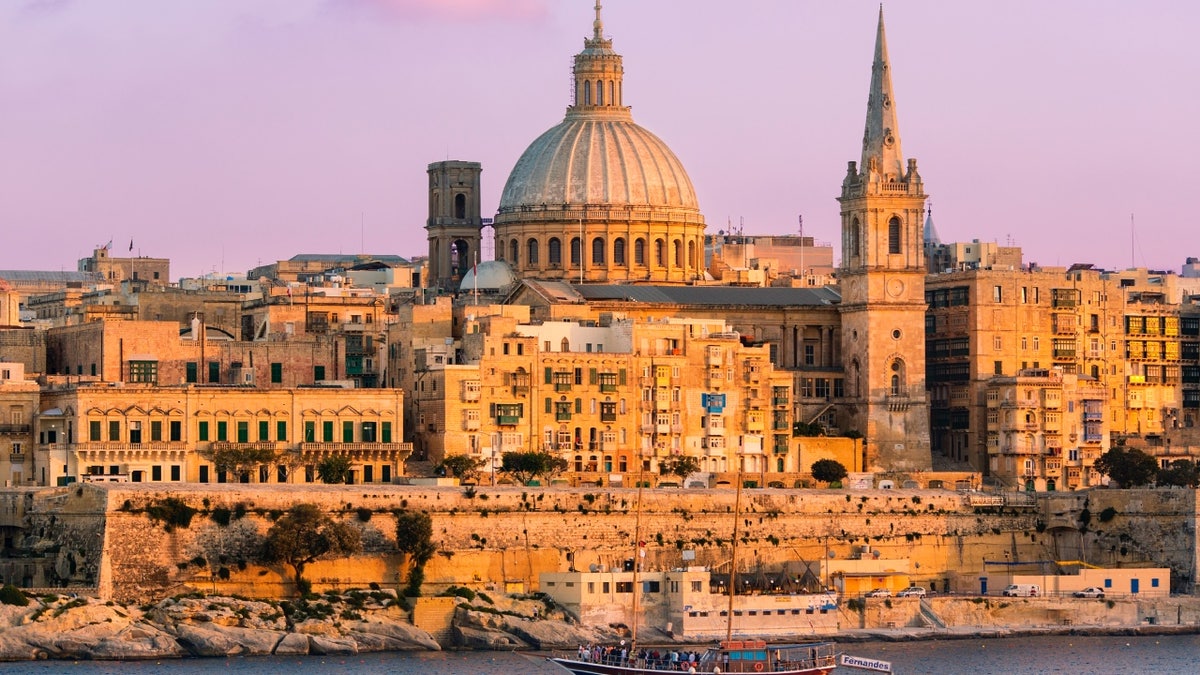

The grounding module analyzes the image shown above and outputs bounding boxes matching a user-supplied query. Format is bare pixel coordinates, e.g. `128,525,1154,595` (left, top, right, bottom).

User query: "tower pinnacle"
593,1,604,41
861,6,905,180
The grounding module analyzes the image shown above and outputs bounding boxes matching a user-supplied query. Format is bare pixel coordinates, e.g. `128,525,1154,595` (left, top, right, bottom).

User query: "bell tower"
426,160,483,291
837,8,931,471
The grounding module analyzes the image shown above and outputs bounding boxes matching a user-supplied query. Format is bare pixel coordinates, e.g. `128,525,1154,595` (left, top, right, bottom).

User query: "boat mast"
726,454,743,643
630,450,645,655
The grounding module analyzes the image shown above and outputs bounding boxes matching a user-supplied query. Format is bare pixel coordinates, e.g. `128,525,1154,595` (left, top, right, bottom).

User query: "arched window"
655,239,665,266
888,216,901,254
570,237,581,265
454,193,466,219
613,238,626,265
592,237,606,265
561,338,570,352
584,80,591,105
890,359,906,396
634,238,646,265
509,239,519,266
596,81,604,105
548,238,562,266
688,240,697,268
673,239,683,267
609,81,615,107
526,238,539,265
850,218,861,259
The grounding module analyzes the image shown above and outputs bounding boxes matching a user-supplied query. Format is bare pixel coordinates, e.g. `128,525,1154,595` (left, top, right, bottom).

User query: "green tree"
208,446,278,482
500,451,567,485
1095,447,1158,488
317,455,353,484
659,455,702,481
436,454,486,483
810,458,848,485
262,504,362,595
395,511,437,597
1157,459,1200,488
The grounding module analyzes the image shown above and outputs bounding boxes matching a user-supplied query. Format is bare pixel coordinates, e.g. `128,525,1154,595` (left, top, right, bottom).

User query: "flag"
129,240,134,252
104,239,113,250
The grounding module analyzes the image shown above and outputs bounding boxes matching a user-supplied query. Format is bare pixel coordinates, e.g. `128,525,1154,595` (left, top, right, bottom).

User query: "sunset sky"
1,1,1196,279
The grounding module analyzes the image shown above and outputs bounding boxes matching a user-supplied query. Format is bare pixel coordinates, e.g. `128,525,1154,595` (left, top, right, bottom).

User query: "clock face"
887,278,905,298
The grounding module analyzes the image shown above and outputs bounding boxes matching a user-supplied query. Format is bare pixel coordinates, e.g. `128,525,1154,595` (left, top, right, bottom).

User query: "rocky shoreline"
2,590,1198,662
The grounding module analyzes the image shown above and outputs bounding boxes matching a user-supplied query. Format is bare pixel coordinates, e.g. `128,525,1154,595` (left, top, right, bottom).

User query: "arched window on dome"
634,238,646,265
888,216,902,254
688,240,697,269
655,239,665,266
850,218,861,260
596,81,603,106
527,238,539,265
613,238,626,265
570,237,581,266
592,237,606,265
548,238,562,266
583,80,591,105
609,81,615,107
673,239,683,268
509,239,519,267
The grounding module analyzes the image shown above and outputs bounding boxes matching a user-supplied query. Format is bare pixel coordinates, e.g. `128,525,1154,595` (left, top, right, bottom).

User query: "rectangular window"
198,421,209,441
258,420,269,441
185,362,198,383
170,465,181,481
90,420,102,441
342,421,354,442
993,285,1003,303
237,421,249,443
151,465,162,481
270,362,283,383
381,422,392,443
305,421,316,442
150,421,162,442
128,360,158,384
323,421,334,442
170,420,182,442
109,420,120,441
208,361,220,383
362,422,377,442
217,421,228,442
314,365,326,382
277,421,287,441
200,465,209,483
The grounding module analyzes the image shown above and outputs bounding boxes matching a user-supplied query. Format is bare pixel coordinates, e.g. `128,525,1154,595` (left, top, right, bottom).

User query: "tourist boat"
548,458,839,674
549,639,838,674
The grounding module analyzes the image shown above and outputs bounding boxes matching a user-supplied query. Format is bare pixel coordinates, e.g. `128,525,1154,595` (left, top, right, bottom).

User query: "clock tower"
837,8,931,471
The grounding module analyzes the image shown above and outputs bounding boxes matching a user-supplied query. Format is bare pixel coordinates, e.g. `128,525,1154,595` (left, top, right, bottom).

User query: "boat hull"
548,656,836,675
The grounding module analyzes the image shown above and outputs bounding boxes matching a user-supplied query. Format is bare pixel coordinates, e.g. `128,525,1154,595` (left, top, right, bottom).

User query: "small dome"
459,260,516,292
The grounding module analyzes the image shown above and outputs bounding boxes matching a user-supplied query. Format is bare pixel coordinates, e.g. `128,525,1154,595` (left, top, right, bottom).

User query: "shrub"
145,498,198,532
1098,507,1118,523
356,507,373,523
211,508,232,527
0,584,29,606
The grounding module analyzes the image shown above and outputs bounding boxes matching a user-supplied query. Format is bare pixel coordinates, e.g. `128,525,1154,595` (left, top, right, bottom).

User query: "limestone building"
0,363,37,487
490,3,706,284
77,246,169,287
425,161,484,291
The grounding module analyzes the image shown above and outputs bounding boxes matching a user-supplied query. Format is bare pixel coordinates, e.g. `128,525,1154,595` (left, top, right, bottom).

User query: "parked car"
864,588,891,598
1073,587,1105,598
897,586,927,597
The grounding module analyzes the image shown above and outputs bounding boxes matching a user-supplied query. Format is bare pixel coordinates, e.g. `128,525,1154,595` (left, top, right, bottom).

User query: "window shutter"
544,367,553,384
589,368,598,384
545,398,552,413
619,369,626,385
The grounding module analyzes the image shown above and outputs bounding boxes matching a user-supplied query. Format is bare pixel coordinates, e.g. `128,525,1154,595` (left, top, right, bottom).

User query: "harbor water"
0,634,1196,674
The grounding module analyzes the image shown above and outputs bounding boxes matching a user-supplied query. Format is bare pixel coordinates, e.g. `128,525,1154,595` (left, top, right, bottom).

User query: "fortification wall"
20,484,1198,603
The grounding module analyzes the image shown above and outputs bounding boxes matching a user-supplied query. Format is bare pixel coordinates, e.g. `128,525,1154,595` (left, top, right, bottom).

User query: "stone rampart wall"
22,484,1200,603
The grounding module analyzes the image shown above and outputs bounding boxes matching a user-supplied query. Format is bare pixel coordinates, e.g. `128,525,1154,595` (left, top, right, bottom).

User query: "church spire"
861,6,905,180
592,1,604,41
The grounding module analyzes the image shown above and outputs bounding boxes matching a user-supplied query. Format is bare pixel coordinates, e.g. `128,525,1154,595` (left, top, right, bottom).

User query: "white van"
1002,584,1040,597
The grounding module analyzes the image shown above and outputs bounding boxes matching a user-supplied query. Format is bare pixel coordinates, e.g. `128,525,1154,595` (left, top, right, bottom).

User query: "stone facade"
425,161,484,291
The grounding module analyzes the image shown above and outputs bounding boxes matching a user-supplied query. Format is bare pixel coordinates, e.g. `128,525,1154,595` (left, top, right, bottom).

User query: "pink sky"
1,1,1196,279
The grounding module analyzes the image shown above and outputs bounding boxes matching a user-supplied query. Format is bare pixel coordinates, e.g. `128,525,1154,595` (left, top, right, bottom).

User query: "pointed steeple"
923,203,941,245
861,6,905,180
568,0,629,119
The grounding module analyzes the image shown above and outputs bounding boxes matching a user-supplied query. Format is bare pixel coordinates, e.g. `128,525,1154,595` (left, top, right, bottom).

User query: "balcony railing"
496,415,521,426
9,453,25,463
297,442,410,453
211,441,286,451
0,424,31,434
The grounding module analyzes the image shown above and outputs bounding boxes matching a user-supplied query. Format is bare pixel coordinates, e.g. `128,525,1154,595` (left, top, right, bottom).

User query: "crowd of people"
575,642,706,670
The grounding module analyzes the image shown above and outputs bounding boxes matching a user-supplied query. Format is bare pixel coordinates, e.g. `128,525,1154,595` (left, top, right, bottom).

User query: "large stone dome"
498,110,699,212
492,3,706,285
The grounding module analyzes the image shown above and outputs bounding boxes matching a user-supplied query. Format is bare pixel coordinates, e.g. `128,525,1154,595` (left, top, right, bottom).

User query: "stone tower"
837,8,931,471
426,160,483,290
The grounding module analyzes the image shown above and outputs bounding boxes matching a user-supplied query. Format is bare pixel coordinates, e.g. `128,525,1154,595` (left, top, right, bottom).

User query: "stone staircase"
918,598,946,629
411,597,458,647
